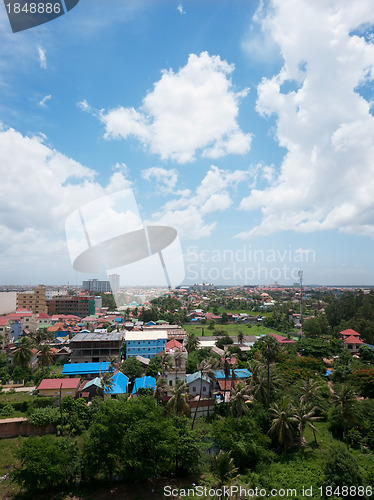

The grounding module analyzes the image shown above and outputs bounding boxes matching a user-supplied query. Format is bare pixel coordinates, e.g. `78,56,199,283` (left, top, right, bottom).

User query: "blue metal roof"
212,369,251,379
132,376,155,394
62,362,111,375
186,371,211,384
105,372,129,395
324,370,332,377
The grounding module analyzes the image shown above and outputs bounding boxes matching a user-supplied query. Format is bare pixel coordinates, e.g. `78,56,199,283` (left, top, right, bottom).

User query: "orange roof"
165,339,183,351
340,329,360,337
344,335,363,344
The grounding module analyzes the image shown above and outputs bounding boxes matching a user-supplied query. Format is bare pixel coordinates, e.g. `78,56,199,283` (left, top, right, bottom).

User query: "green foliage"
351,368,374,398
0,404,15,417
322,446,364,499
28,406,63,427
211,415,272,471
12,435,79,493
215,334,233,350
120,357,143,383
279,356,325,384
298,337,332,359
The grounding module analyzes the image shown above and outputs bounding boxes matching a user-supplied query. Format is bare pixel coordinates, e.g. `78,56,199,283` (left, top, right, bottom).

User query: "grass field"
184,322,287,337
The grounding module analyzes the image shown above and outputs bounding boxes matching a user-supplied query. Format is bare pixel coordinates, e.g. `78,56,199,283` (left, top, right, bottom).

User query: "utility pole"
298,270,303,337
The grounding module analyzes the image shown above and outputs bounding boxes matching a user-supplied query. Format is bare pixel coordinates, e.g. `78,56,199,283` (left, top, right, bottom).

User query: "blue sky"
1,0,374,287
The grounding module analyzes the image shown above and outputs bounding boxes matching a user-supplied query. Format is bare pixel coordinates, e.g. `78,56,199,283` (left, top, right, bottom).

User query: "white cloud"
39,95,52,108
177,3,185,15
237,0,374,238
148,165,249,239
37,45,47,69
142,167,179,193
99,52,252,163
0,125,132,281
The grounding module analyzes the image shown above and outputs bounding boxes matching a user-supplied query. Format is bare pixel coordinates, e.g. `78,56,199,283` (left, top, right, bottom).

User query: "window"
192,387,196,392
202,386,206,392
169,380,173,386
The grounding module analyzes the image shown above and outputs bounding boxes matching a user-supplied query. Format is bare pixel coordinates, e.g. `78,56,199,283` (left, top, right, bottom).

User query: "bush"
28,407,63,427
0,404,15,417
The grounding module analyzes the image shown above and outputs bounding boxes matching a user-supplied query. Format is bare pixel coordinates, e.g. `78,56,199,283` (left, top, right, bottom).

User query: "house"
339,329,364,354
124,331,167,359
268,333,297,344
186,371,213,398
131,376,156,396
163,339,188,392
105,371,129,396
62,361,111,379
37,378,81,399
0,317,11,350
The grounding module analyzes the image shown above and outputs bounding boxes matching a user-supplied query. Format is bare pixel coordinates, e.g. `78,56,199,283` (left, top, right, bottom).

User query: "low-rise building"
37,378,81,399
69,332,123,363
124,331,167,359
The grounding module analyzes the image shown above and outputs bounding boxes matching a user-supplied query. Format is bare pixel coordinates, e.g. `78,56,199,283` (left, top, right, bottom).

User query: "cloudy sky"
1,0,374,287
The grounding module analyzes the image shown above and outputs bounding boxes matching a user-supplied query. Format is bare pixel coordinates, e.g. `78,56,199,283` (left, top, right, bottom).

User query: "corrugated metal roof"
105,372,129,394
38,378,81,390
131,376,155,394
62,362,110,375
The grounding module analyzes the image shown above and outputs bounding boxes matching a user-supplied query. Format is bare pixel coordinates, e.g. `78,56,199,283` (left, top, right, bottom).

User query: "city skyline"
1,1,374,286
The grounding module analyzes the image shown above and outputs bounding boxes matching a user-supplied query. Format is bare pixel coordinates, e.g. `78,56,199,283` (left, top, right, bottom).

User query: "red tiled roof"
38,378,81,390
37,313,51,319
269,333,296,343
0,317,9,326
165,339,182,351
340,329,360,337
344,335,364,344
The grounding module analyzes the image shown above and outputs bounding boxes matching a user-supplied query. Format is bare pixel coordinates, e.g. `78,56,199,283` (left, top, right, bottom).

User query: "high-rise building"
108,274,120,293
16,285,48,314
82,279,111,293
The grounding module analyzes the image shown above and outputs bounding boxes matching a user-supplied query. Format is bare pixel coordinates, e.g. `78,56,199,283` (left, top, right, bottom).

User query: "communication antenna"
298,270,303,337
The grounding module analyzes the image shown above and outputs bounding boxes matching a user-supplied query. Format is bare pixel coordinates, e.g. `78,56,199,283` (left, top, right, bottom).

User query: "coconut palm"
173,350,185,385
258,335,280,406
186,333,200,353
191,358,214,430
154,377,168,404
230,382,252,417
167,381,190,416
248,360,281,405
292,401,321,444
100,372,115,398
300,379,323,405
331,384,357,444
237,330,244,345
37,344,54,369
212,450,239,499
268,397,296,453
13,337,33,369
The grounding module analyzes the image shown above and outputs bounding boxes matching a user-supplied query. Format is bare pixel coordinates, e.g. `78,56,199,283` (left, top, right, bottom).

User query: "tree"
167,381,190,416
186,333,200,353
12,435,79,493
100,372,115,398
292,401,321,444
351,368,374,398
12,337,33,369
154,377,167,404
237,330,244,345
230,382,251,417
248,359,281,406
191,358,214,430
212,451,238,498
268,397,296,452
221,312,229,324
331,384,357,444
322,446,364,499
120,357,143,383
257,335,281,406
37,344,54,369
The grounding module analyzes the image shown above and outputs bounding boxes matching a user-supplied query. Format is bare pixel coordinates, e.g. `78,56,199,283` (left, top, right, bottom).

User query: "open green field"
184,322,287,337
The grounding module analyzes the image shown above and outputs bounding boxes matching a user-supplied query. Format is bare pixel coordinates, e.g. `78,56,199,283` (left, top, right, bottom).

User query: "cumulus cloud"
148,165,249,239
142,167,179,193
0,125,131,279
37,45,47,69
237,0,374,238
177,3,185,15
99,52,252,163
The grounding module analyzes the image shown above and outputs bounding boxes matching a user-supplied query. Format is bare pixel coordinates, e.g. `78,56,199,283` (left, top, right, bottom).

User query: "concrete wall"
0,417,56,439
0,292,17,314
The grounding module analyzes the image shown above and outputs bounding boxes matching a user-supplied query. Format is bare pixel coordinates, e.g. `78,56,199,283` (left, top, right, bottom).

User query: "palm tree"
154,377,168,404
292,401,321,444
258,335,280,406
186,333,200,353
13,337,33,369
173,350,184,385
331,385,357,445
237,330,244,345
212,451,239,499
248,360,281,405
268,397,296,453
37,344,54,369
300,379,323,405
167,381,190,416
100,372,115,398
191,358,214,430
160,352,173,378
230,382,251,417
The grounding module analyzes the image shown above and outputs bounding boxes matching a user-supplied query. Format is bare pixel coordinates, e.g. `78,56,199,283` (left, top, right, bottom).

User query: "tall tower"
109,274,120,293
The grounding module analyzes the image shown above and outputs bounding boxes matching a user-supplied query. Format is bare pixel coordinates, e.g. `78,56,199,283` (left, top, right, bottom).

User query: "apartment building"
16,285,48,314
69,331,123,363
124,330,168,359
